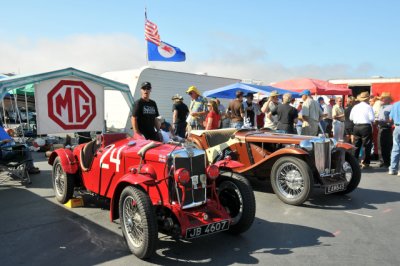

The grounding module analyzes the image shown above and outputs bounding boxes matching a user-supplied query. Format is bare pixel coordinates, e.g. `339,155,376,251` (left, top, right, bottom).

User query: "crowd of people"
129,81,400,174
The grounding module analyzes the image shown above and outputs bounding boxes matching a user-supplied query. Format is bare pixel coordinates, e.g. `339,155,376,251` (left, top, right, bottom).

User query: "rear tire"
270,156,313,205
119,186,158,259
52,157,75,204
217,172,256,235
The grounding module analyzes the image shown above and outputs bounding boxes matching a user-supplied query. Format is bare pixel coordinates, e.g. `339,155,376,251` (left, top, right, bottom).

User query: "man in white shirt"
350,91,375,169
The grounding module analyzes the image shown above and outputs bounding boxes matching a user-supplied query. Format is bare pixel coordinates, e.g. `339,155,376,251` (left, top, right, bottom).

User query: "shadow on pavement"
0,188,130,266
149,217,334,265
304,187,400,210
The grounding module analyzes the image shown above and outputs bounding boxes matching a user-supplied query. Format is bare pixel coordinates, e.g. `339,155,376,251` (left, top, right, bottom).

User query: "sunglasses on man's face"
142,87,151,91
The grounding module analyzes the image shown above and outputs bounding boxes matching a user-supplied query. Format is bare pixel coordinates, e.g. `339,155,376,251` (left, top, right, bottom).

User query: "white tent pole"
25,90,29,130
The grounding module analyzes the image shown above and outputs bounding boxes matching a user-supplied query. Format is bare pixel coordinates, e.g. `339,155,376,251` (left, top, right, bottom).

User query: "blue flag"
147,41,186,62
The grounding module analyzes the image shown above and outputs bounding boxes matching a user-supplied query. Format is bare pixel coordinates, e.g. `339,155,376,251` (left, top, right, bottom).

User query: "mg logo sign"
48,80,97,130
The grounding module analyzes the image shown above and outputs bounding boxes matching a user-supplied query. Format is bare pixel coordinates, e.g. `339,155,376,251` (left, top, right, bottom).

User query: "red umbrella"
271,78,351,95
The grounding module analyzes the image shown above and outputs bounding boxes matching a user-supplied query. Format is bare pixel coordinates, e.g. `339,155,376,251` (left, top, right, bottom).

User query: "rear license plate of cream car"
325,183,346,194
186,220,230,239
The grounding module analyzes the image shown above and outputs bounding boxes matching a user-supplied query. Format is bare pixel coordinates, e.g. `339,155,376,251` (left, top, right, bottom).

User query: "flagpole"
145,7,149,66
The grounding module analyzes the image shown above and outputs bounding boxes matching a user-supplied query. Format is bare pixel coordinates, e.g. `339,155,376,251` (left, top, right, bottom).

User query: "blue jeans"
230,121,243,129
389,126,400,172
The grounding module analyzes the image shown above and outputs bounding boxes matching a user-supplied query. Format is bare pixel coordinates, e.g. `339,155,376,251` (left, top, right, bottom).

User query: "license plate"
325,182,346,194
185,220,230,239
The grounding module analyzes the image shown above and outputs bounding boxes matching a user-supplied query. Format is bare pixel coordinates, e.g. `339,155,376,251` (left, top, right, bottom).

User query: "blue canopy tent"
203,82,301,99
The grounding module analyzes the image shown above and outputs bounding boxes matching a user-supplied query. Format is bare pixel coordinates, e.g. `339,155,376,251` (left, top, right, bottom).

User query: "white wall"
102,67,240,133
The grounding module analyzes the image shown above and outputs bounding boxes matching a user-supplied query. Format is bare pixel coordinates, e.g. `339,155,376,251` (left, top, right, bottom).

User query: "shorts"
345,127,353,135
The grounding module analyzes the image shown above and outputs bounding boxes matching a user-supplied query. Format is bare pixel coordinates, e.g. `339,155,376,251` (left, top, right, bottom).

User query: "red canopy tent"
271,78,351,95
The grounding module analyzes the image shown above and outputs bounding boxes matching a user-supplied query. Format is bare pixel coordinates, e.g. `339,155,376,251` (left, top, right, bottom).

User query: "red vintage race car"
48,133,255,259
188,128,361,206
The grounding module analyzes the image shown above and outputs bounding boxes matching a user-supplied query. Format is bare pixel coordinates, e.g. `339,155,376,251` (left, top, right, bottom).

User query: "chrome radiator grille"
313,140,331,175
172,150,207,209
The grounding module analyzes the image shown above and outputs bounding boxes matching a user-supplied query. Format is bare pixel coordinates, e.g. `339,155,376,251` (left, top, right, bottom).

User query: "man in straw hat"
171,94,189,138
261,90,280,130
350,91,375,169
186,85,208,133
389,96,400,175
376,92,393,168
299,89,322,136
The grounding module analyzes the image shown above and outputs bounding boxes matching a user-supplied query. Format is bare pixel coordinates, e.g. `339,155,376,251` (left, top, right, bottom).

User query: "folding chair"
0,144,32,184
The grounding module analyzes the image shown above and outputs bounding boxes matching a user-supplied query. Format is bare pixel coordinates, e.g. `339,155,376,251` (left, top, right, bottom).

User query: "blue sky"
1,0,399,83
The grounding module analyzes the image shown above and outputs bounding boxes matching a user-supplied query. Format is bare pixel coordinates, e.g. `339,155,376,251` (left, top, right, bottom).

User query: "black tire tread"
336,152,361,195
219,172,256,235
119,186,158,259
53,157,75,204
270,156,313,205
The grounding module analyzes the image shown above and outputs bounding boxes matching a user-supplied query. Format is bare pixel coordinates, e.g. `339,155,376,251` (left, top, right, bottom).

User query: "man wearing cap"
131,81,161,141
243,93,259,128
261,90,280,129
171,94,189,138
350,91,375,169
300,89,322,136
376,92,393,168
389,98,400,175
227,91,245,129
186,86,208,132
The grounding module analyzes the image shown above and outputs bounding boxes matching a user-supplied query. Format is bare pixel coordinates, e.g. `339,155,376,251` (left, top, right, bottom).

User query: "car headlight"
299,140,313,151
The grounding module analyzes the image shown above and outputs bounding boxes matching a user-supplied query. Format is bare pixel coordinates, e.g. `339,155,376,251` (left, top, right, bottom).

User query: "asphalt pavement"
1,152,399,266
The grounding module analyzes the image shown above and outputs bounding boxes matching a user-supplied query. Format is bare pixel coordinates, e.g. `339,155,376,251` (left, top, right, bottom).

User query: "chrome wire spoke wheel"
54,163,65,197
276,162,304,198
123,196,144,248
342,161,353,183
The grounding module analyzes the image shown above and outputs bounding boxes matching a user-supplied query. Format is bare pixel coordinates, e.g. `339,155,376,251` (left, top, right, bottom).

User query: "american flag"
145,19,161,46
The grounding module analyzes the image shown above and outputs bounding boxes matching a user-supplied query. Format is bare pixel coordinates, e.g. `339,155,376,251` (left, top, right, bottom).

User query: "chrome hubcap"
123,196,144,248
276,162,304,198
342,161,353,182
55,164,65,197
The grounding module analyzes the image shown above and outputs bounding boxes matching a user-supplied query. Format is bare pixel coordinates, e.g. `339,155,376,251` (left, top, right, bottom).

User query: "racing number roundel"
47,80,97,130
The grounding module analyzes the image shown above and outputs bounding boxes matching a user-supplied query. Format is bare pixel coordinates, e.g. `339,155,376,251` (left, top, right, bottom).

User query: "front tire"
336,152,361,195
119,186,158,259
52,157,75,204
270,156,313,205
217,172,255,234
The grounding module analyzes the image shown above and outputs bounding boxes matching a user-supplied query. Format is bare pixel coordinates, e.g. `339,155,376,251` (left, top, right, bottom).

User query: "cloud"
0,33,375,83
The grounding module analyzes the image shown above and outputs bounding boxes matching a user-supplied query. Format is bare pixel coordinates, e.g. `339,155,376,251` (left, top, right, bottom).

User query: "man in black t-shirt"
131,82,160,141
171,94,189,138
272,93,298,134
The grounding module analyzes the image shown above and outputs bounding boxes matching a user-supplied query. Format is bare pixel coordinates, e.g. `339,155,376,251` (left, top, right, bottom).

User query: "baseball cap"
300,89,311,96
141,81,152,89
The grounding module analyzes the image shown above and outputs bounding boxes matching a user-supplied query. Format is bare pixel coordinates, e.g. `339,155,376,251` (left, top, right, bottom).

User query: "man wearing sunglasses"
131,82,161,141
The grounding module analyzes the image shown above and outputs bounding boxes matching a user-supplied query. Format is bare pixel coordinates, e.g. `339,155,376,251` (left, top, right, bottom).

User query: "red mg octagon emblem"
48,80,97,130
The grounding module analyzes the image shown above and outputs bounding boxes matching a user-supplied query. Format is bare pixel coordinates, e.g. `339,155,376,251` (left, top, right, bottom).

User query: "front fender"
336,142,354,151
48,149,78,174
109,173,156,221
268,147,309,159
